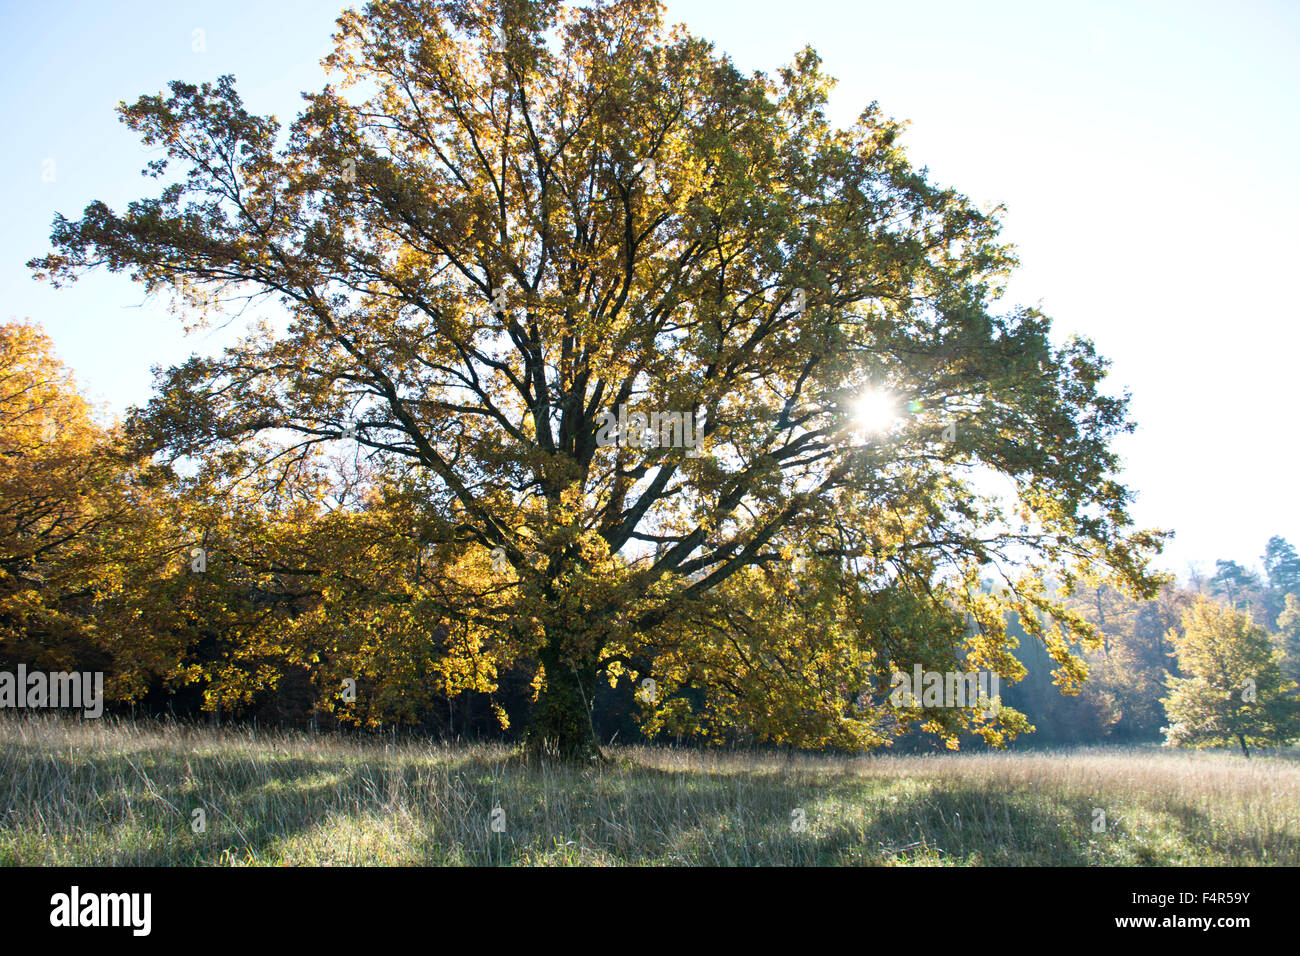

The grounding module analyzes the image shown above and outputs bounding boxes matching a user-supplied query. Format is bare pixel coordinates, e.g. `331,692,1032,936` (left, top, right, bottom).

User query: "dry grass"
2,714,1297,865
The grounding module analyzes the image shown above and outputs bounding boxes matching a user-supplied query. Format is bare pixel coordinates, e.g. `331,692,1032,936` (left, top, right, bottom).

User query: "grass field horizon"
3,714,1297,867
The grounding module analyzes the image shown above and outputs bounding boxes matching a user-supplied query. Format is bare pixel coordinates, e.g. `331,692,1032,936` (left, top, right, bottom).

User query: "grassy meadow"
1,714,1297,866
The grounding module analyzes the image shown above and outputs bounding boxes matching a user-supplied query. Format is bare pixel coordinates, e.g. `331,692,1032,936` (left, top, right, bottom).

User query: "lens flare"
852,389,898,437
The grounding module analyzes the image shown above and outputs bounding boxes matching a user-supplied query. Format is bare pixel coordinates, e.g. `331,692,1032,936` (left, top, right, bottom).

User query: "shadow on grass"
1,739,463,865
0,738,1277,866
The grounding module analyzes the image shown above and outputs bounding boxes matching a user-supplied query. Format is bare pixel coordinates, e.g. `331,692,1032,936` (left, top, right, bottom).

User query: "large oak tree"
30,0,1165,756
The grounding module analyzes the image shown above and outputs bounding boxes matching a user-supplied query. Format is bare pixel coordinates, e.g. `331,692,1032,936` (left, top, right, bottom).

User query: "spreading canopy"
29,0,1166,753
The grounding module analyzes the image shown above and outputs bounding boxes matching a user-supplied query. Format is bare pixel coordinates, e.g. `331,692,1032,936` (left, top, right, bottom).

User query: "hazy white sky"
2,0,1296,578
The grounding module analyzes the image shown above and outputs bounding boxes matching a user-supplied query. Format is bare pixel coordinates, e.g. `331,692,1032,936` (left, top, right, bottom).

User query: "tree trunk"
1238,733,1251,759
527,630,599,760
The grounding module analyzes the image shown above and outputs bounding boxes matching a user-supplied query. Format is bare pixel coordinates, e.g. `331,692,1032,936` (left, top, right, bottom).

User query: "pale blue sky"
2,0,1297,579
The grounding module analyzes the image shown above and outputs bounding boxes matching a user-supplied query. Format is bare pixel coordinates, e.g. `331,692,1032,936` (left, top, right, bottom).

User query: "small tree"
1207,559,1259,608
1162,598,1300,757
1263,536,1300,595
